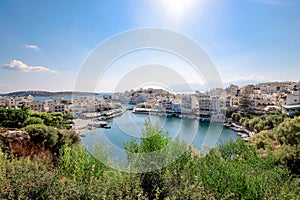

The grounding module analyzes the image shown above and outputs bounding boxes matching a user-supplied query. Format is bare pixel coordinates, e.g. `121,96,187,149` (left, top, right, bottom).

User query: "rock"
16,131,24,137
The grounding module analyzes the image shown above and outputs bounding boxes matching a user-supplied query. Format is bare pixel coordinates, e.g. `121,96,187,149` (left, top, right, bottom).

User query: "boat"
79,132,86,137
132,107,150,114
87,121,108,129
236,132,244,136
223,123,231,128
103,125,111,129
241,137,250,141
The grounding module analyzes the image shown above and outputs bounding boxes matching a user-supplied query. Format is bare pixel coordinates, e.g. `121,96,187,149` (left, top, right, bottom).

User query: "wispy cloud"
25,44,42,52
2,60,59,73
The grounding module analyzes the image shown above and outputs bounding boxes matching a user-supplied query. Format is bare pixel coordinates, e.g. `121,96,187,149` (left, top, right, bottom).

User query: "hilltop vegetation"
0,105,74,129
0,108,299,199
0,90,97,97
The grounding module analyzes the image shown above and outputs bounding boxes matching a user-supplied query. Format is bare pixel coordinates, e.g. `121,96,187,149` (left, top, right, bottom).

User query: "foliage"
240,117,250,128
0,106,30,128
273,117,300,174
193,140,298,199
239,113,287,133
114,104,122,109
24,116,44,126
22,124,79,158
239,94,251,112
0,106,74,129
275,117,300,146
23,124,59,147
124,118,192,199
1,117,300,199
29,111,74,129
231,112,241,122
250,116,300,174
0,151,56,200
0,138,299,199
61,99,71,105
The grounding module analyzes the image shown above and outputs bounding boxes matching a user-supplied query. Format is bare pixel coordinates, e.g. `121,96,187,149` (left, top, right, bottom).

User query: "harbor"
223,122,256,141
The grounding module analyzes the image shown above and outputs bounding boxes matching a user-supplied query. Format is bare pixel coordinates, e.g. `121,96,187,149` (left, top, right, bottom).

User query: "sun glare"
158,0,200,21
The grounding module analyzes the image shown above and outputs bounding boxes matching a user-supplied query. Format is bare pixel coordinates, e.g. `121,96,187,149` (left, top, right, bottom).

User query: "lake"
80,111,237,165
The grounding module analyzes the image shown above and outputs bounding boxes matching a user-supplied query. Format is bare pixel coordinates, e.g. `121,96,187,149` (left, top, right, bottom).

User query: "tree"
0,106,30,128
250,116,300,174
239,94,251,112
248,117,259,130
231,112,241,122
124,118,190,199
61,99,71,105
24,117,44,126
274,117,300,146
23,124,59,148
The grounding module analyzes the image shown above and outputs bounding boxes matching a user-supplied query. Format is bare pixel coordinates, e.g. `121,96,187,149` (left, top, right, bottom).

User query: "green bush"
0,119,299,199
23,124,59,147
24,116,44,126
0,151,56,199
0,106,29,128
250,116,300,175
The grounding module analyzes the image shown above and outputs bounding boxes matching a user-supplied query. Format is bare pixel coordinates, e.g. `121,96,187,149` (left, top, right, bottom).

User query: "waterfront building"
282,90,300,116
5,98,15,108
181,94,193,114
15,95,34,107
226,84,239,96
285,90,300,105
250,94,276,110
240,85,255,95
27,101,45,112
230,96,240,106
0,97,6,107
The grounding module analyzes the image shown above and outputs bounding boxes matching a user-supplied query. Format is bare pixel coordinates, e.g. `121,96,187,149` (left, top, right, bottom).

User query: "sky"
0,0,299,93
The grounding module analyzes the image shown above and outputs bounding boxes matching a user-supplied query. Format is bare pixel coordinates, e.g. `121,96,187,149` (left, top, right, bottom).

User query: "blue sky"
0,0,299,93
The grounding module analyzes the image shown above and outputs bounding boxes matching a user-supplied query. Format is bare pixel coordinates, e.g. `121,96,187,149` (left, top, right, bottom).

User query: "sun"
158,0,200,21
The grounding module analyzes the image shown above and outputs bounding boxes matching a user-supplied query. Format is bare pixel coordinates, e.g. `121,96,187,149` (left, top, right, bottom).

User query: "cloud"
25,44,41,51
2,60,59,73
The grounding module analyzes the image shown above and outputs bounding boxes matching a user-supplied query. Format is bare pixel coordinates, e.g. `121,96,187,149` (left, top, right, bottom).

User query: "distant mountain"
0,91,98,97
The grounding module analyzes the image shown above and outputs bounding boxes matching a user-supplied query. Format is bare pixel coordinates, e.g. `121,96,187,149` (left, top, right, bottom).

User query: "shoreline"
75,110,239,138
73,107,127,136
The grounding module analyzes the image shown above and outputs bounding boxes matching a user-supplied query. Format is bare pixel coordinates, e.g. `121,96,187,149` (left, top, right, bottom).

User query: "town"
1,81,299,123
0,81,300,122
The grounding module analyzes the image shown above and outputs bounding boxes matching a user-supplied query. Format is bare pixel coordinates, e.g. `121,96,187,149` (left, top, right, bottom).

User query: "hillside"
0,90,98,97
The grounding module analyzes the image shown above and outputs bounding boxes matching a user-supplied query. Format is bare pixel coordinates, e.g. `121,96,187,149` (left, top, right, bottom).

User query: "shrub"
0,150,56,199
23,124,59,148
24,117,44,126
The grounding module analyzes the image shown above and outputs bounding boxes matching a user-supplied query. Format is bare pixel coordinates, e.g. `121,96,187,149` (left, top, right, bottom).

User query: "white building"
0,97,6,107
286,90,300,105
5,98,15,108
282,90,300,116
181,95,193,113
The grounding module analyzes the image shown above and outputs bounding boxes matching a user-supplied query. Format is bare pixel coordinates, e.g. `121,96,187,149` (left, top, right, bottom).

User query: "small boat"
79,133,86,137
241,137,250,141
236,132,244,136
103,125,111,129
87,121,108,129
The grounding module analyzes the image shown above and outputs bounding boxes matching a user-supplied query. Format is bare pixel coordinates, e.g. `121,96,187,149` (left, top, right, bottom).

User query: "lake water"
81,111,237,164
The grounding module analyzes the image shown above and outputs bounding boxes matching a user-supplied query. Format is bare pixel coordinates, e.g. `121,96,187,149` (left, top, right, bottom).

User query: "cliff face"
0,130,50,158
